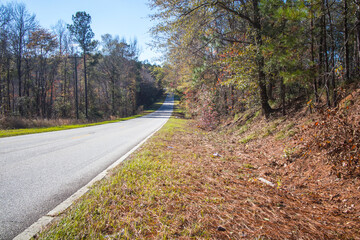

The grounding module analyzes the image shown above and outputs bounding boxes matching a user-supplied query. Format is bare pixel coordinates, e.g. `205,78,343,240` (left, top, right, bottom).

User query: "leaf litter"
37,91,360,239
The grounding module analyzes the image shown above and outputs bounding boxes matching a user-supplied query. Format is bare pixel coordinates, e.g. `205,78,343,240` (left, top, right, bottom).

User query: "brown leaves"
303,107,360,178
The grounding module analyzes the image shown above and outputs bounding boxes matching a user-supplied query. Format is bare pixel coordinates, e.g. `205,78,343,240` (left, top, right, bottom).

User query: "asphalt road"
0,95,173,240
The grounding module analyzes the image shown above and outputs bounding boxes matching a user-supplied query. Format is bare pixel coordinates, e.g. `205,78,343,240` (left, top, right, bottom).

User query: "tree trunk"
322,0,331,107
310,2,318,102
41,58,47,118
230,85,234,114
267,75,274,101
17,53,22,115
6,60,10,115
281,78,286,116
84,53,88,118
326,0,337,106
17,55,22,98
344,0,350,83
50,75,54,118
24,58,30,97
253,0,272,118
75,56,79,119
356,1,360,77
35,70,40,116
318,10,324,93
11,75,15,113
111,76,115,115
64,57,67,105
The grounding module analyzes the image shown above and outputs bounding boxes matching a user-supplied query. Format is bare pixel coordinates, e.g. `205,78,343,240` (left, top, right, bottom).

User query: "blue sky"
13,0,161,64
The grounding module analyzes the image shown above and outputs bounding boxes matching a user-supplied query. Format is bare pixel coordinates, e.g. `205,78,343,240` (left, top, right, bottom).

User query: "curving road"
0,95,173,240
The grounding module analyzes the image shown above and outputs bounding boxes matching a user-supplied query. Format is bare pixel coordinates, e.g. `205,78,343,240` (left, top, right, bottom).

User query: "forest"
150,0,360,129
0,2,163,122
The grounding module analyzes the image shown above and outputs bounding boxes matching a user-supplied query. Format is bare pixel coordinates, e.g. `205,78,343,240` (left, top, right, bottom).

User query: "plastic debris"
258,177,275,187
213,152,222,157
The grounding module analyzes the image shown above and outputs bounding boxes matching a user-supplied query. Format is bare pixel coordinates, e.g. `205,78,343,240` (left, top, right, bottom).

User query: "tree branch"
213,0,258,29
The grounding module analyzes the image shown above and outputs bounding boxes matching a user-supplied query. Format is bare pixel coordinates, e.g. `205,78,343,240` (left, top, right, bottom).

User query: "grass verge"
0,96,166,138
35,101,360,239
35,111,203,239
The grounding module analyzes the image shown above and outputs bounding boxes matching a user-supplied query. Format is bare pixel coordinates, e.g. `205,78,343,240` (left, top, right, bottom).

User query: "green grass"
242,163,255,169
35,99,214,239
275,122,296,140
239,132,257,144
235,110,261,134
261,118,284,138
35,113,200,239
0,96,166,138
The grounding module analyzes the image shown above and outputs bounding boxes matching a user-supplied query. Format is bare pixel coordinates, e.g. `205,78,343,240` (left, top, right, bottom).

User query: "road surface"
0,95,173,240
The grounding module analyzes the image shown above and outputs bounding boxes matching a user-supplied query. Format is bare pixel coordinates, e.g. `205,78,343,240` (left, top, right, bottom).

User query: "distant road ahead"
0,95,173,240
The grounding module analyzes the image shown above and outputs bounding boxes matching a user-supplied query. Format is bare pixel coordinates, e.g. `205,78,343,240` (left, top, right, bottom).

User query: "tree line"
0,2,163,120
150,0,360,128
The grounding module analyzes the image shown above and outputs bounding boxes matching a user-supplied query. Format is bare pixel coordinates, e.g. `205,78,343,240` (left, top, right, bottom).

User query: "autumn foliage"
150,0,360,129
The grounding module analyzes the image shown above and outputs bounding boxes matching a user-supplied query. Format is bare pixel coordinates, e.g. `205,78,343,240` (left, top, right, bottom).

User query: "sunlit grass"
35,109,202,239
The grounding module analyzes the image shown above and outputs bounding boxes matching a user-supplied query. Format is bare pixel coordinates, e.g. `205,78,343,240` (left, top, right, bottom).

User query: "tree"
53,20,72,111
0,3,12,114
10,3,36,114
150,0,275,117
97,34,140,116
343,0,350,83
53,20,67,55
356,0,360,76
0,3,163,120
67,11,97,118
27,28,58,117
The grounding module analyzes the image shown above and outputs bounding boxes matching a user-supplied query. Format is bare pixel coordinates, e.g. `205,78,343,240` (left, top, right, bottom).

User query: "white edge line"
13,115,171,240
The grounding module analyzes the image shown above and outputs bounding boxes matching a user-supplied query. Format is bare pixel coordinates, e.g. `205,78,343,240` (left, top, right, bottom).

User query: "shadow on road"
141,95,174,119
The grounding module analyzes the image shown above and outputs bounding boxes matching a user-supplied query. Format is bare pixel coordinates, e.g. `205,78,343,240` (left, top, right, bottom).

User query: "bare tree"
0,4,12,114
10,3,36,114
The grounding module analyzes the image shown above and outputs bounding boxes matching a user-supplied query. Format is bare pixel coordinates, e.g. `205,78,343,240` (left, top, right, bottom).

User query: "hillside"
155,89,360,239
198,89,360,238
36,90,360,239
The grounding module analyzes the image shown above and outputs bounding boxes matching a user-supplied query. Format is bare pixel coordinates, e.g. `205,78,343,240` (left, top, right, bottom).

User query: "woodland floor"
37,91,360,239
